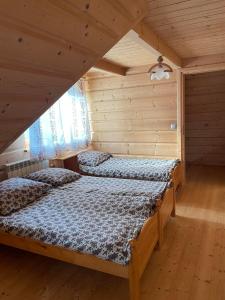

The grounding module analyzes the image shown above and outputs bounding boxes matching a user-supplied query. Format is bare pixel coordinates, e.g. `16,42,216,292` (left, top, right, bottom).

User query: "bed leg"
171,207,176,217
129,267,140,300
156,212,163,250
171,188,176,217
157,230,163,250
129,241,141,300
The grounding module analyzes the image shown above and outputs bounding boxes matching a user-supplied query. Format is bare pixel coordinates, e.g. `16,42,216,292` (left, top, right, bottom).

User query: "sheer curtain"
28,81,90,159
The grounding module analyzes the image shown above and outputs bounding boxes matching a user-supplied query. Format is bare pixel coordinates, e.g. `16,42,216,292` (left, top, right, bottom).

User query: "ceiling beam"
182,53,225,74
94,59,128,76
133,21,182,68
183,53,225,68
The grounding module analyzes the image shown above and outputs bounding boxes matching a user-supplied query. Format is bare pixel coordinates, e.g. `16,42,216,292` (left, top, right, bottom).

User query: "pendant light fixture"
148,56,173,80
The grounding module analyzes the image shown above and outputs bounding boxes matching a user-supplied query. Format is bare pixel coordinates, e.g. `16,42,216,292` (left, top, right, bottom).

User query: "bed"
78,151,182,192
0,160,175,300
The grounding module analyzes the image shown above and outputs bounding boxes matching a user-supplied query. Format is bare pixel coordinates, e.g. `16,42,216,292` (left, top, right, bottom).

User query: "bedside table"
49,152,80,173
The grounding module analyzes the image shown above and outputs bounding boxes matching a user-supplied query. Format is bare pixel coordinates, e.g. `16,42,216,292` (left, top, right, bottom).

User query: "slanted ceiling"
103,32,157,67
88,30,176,76
0,0,146,154
90,0,225,77
145,0,225,58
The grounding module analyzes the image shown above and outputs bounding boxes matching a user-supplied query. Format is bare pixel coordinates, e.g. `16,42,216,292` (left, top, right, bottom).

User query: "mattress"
80,157,180,182
0,176,167,265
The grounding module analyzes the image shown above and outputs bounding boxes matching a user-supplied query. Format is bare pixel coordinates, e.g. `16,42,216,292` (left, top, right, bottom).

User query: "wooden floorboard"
1,165,225,300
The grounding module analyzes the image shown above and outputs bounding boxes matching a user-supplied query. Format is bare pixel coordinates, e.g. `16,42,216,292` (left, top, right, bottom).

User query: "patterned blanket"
79,157,180,182
0,176,167,265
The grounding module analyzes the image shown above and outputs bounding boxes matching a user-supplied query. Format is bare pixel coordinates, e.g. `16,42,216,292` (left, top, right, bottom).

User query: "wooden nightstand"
49,151,81,173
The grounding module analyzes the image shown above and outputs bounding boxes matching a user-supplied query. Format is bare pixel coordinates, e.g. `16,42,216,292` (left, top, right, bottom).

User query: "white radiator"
2,159,49,178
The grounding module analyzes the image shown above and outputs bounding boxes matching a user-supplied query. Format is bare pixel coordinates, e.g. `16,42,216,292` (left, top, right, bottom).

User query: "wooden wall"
0,0,146,155
0,135,29,165
85,67,178,159
185,70,225,165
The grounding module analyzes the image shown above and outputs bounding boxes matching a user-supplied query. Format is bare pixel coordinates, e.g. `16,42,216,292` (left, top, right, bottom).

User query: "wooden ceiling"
88,26,180,76
103,33,157,67
144,0,225,58
88,28,177,76
89,0,225,76
0,0,146,154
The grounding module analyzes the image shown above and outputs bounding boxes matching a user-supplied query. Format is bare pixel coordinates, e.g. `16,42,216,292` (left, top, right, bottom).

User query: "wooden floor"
1,165,225,300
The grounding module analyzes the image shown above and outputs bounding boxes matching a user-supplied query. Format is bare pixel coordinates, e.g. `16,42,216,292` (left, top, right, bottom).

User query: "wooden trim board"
176,64,225,176
94,59,128,76
182,54,225,73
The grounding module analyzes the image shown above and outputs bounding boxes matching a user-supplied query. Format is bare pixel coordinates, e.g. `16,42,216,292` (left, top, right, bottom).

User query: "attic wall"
0,0,146,154
85,67,178,158
0,135,29,165
185,71,225,166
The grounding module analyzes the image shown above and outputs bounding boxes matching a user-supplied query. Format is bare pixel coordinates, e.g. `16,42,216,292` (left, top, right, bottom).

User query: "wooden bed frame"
172,163,183,193
77,148,183,197
0,186,174,300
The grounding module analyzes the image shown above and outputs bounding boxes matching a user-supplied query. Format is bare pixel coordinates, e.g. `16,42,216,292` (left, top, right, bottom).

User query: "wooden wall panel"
185,70,225,165
0,0,146,154
85,68,178,159
0,135,29,165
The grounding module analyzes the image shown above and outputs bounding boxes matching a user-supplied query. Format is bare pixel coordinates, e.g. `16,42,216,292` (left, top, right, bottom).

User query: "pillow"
77,151,112,167
0,177,51,216
25,168,81,187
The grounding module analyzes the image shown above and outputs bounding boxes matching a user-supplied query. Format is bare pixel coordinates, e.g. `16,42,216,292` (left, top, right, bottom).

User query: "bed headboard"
0,159,49,179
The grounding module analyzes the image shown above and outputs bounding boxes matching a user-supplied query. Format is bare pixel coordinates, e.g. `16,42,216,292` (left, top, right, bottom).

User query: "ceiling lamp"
149,56,173,80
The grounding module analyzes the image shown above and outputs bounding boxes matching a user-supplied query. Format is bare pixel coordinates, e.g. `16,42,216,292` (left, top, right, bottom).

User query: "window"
26,82,90,159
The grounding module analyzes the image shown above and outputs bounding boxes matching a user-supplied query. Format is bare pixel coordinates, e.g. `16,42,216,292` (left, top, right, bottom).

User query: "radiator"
2,159,49,178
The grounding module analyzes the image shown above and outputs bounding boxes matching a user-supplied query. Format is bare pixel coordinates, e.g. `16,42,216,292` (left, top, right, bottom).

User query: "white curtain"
28,81,90,159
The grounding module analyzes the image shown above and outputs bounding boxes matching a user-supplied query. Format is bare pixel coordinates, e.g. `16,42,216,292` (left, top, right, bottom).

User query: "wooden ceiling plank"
0,0,137,48
146,0,223,20
0,14,100,58
103,33,157,68
144,0,225,59
0,23,98,79
152,10,225,31
94,59,128,76
50,0,148,40
133,21,182,67
0,57,76,80
0,13,112,58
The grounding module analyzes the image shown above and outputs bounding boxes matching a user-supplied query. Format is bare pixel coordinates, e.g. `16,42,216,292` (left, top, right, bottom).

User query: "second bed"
78,150,182,191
